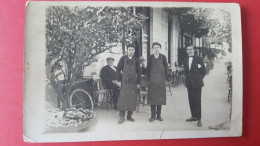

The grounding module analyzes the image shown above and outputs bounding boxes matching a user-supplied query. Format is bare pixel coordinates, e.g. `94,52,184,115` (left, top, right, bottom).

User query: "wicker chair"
92,75,112,110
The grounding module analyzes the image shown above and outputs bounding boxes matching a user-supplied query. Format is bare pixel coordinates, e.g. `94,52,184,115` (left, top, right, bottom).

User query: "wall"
83,45,123,76
150,8,169,59
169,14,180,69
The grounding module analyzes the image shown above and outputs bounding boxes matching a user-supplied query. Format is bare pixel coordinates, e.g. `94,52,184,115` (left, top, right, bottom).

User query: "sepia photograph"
24,1,242,142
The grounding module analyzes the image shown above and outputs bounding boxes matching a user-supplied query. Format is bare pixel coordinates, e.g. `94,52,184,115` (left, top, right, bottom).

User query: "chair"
165,81,172,96
137,75,149,113
176,66,185,86
92,74,112,110
166,70,173,96
171,69,178,87
178,71,185,86
227,75,232,104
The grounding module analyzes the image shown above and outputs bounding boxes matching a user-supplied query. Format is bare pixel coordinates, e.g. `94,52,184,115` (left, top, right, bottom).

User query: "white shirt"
109,66,116,72
128,56,133,59
154,53,159,58
188,57,193,70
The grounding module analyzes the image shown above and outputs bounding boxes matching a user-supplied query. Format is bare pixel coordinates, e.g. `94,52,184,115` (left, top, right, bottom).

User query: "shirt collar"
154,53,160,58
128,56,133,59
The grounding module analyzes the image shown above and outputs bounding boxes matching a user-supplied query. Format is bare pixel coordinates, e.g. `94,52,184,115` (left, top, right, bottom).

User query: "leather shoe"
149,117,156,122
197,120,202,127
157,116,163,121
127,116,135,122
186,117,198,122
118,118,124,124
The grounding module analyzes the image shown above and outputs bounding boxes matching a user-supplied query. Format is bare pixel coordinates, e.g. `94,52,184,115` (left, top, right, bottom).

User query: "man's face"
127,47,135,57
186,46,195,57
153,45,161,54
107,60,114,66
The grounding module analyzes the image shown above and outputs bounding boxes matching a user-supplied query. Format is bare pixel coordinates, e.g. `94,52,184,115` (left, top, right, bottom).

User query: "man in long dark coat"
100,57,120,110
147,42,169,122
116,44,141,124
184,45,206,127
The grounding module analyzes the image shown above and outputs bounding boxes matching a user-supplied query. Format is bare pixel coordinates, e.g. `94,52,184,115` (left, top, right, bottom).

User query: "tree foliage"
169,8,232,50
188,8,232,46
45,6,145,110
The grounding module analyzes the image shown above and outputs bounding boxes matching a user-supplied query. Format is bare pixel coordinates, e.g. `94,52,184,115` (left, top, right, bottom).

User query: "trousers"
119,110,133,118
151,105,162,118
112,88,120,107
187,87,202,120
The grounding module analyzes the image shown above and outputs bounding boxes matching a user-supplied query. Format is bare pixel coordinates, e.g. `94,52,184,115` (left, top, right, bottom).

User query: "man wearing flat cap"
101,57,120,110
139,56,147,75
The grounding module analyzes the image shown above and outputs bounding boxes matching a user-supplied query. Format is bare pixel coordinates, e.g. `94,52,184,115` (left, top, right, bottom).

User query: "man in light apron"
147,42,169,122
116,44,141,124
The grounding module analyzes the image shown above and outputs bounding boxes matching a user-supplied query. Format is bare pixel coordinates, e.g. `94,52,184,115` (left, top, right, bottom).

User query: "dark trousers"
112,88,120,107
187,87,202,120
119,111,133,118
151,105,162,118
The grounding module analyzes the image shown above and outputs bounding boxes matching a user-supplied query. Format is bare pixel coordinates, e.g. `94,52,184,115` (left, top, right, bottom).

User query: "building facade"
84,7,207,76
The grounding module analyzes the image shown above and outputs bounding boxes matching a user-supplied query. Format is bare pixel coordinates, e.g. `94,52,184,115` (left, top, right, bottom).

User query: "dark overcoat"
100,65,119,89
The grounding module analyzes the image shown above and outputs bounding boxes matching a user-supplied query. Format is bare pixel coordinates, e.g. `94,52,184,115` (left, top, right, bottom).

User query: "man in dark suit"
184,45,206,127
101,57,120,110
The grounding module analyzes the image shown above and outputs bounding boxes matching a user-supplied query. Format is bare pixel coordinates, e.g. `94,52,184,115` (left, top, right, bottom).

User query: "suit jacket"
183,56,206,88
100,65,119,89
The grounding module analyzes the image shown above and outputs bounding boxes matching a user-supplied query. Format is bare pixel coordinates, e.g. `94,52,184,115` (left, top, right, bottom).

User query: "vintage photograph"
24,1,242,142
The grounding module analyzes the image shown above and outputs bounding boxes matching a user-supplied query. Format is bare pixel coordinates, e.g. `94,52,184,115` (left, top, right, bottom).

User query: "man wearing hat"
139,56,147,75
101,57,120,110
